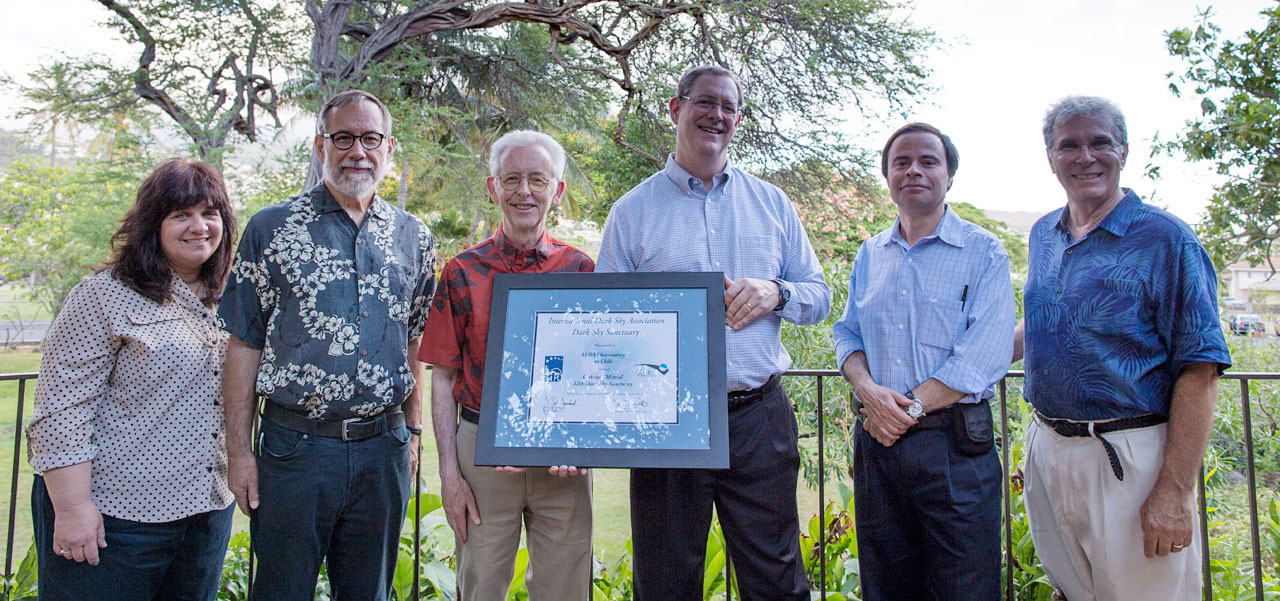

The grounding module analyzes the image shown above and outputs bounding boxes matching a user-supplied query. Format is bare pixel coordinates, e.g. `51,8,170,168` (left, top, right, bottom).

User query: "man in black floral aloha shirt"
218,89,435,600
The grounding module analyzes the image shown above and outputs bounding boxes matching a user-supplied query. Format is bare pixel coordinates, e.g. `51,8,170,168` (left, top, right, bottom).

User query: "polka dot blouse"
27,270,234,523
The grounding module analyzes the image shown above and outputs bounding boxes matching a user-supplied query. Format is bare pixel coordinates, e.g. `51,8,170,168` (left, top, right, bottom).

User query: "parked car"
1230,313,1266,336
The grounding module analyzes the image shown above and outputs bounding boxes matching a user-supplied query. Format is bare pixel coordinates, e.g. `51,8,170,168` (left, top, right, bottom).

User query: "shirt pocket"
123,308,186,350
917,298,966,350
734,235,781,280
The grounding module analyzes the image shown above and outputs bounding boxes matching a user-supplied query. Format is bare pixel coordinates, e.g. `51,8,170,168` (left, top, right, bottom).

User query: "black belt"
1035,411,1168,481
460,405,481,425
728,375,781,409
853,399,955,430
261,402,404,442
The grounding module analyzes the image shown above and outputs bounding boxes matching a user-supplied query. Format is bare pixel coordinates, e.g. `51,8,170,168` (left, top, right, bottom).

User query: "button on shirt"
419,227,595,411
595,155,830,391
833,206,1015,401
219,184,436,420
1024,189,1231,420
28,270,233,522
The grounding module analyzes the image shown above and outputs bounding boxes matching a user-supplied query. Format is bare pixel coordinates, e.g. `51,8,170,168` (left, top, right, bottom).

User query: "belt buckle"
340,417,361,442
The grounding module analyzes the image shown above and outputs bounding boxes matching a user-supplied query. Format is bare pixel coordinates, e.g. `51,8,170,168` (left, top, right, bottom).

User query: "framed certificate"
475,272,728,468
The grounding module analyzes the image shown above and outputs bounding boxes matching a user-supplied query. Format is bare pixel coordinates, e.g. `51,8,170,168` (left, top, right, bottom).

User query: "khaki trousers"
1024,419,1201,600
454,420,593,601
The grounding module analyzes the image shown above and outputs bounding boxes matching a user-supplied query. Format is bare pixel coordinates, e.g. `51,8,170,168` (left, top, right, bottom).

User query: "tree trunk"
397,162,411,211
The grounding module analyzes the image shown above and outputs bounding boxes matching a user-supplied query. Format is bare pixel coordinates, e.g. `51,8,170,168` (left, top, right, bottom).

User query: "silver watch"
904,391,926,419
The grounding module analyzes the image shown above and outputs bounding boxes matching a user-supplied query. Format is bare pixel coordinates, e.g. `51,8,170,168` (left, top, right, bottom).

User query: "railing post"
999,378,1012,601
817,375,826,599
1198,464,1212,601
413,446,422,601
5,378,27,596
1239,378,1263,601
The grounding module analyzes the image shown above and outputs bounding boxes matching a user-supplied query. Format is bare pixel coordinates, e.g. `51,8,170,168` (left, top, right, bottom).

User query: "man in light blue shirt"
596,65,829,601
833,123,1013,600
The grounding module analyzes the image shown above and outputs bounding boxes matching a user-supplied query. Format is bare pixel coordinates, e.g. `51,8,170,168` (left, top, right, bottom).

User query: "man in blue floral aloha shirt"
218,89,435,600
1016,96,1231,600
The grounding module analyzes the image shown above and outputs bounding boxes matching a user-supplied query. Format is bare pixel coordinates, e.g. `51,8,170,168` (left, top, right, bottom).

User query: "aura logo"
544,356,563,382
635,363,669,376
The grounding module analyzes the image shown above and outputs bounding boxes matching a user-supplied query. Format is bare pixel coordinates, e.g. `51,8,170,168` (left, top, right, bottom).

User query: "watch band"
772,279,790,311
407,425,423,436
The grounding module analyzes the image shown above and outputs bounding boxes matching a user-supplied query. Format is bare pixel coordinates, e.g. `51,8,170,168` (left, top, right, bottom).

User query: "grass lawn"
0,284,53,322
0,348,851,573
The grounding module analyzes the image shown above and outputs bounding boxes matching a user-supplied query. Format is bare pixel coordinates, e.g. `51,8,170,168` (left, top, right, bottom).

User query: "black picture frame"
475,272,728,468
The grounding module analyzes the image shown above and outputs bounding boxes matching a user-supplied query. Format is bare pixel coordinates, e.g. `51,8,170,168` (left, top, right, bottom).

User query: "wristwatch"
903,391,926,419
772,279,790,311
407,425,423,436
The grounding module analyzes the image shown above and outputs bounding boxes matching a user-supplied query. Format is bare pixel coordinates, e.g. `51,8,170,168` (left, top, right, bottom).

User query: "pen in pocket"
960,284,969,310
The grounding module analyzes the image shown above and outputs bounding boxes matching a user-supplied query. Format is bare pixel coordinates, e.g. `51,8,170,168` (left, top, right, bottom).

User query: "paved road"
0,320,49,345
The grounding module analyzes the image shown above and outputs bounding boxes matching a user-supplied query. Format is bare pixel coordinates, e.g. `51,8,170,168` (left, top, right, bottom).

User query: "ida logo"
544,356,564,382
634,363,669,377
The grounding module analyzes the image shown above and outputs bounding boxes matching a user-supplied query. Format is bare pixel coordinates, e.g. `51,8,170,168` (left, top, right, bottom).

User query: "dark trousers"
250,417,412,601
32,475,234,601
631,384,809,601
852,421,1002,600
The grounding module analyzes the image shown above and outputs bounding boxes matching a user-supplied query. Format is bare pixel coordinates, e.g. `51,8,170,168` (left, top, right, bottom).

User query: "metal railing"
3,369,1278,600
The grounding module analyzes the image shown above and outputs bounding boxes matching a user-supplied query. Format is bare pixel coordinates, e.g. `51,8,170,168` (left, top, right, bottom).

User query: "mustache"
339,159,375,170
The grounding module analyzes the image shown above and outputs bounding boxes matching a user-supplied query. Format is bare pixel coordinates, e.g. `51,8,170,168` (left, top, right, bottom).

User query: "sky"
845,0,1276,223
0,0,1274,224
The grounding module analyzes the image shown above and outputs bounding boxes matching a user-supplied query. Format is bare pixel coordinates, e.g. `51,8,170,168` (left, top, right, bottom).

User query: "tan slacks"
1024,419,1201,601
454,420,593,601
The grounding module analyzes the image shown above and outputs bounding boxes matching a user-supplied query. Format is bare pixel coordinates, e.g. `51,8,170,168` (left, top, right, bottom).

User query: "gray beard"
323,162,387,200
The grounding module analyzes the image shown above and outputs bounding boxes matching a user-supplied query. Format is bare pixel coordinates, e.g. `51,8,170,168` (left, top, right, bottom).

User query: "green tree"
302,0,939,197
1158,3,1280,269
0,159,150,315
9,62,82,165
47,0,308,165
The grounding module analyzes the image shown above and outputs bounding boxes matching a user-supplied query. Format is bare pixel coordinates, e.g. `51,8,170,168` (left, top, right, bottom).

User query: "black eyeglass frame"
322,131,389,151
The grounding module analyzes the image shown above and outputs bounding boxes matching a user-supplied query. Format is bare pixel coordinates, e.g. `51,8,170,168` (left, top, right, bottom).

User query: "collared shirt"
218,184,436,420
418,227,595,411
595,154,830,391
28,270,233,522
1024,189,1231,420
832,206,1015,401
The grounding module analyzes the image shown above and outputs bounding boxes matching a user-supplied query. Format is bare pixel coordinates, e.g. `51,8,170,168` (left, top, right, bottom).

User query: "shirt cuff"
834,341,864,374
28,447,97,474
931,357,990,396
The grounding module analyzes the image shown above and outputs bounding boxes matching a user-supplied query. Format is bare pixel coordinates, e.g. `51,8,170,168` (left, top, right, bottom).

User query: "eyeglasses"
1051,138,1122,157
499,174,552,192
679,95,740,116
323,131,387,151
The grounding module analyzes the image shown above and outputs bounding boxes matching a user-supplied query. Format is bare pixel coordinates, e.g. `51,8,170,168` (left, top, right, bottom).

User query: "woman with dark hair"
27,158,239,600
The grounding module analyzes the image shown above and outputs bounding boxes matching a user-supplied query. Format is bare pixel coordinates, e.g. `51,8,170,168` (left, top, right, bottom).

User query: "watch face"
907,400,925,419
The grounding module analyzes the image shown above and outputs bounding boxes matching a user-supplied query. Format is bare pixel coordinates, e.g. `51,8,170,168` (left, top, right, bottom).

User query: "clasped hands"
856,382,918,447
723,275,780,330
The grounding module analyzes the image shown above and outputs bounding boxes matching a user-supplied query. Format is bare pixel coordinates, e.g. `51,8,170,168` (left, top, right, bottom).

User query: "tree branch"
97,0,211,156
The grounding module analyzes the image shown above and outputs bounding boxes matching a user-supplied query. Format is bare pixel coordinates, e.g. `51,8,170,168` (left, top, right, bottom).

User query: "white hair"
488,130,567,180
